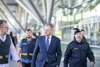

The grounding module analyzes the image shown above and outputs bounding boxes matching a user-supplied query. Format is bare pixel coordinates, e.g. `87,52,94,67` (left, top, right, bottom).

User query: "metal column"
46,0,55,23
28,0,45,25
0,0,25,31
0,9,19,33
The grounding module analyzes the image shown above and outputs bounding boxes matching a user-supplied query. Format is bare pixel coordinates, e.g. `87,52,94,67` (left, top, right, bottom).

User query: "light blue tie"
46,37,49,51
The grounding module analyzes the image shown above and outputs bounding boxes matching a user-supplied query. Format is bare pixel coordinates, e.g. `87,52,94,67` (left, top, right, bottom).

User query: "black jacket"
64,39,95,67
31,35,62,67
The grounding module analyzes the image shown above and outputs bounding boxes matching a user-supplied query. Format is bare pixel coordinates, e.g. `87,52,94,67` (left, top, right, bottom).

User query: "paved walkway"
9,48,100,67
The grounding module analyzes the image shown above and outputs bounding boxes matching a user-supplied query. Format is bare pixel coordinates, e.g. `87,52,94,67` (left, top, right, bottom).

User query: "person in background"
18,29,36,67
32,33,38,39
73,28,79,35
9,32,16,61
13,33,18,47
0,20,22,67
10,32,16,47
81,29,87,41
73,28,79,40
64,29,95,67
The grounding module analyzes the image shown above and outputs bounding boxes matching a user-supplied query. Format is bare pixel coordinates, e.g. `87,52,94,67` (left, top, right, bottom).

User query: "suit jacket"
31,35,62,67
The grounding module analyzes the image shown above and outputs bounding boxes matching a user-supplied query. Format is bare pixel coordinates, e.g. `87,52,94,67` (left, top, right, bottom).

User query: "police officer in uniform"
0,20,22,67
64,29,95,67
18,29,36,67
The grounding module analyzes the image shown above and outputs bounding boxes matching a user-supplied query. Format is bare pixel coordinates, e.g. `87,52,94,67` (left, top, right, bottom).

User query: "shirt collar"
46,35,52,39
26,38,32,41
0,34,7,42
73,38,83,44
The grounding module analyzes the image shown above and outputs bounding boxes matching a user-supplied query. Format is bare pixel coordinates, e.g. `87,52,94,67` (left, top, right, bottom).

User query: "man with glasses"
31,23,62,67
0,20,22,67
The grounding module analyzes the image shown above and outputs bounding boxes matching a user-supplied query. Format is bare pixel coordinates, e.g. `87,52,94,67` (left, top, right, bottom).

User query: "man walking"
0,20,22,67
31,23,62,67
64,29,95,67
18,29,36,67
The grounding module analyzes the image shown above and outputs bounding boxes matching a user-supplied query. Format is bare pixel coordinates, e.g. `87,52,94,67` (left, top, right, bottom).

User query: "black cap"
74,29,81,35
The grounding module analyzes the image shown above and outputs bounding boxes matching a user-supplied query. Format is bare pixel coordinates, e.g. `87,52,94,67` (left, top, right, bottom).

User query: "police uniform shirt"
19,38,33,63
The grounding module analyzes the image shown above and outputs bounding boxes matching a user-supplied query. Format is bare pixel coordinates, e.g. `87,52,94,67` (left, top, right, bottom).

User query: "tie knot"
47,37,49,40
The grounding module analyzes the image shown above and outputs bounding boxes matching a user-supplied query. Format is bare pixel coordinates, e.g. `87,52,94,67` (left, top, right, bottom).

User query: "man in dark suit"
31,23,62,67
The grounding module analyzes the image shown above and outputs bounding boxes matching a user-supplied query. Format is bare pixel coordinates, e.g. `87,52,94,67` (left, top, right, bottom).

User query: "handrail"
59,21,100,28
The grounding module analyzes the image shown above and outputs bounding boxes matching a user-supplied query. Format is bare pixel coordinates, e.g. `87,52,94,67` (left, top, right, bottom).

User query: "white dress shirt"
45,35,59,67
0,34,20,67
45,35,52,45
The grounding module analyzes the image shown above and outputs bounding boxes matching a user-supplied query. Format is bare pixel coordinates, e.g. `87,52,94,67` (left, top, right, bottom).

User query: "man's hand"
17,61,22,67
91,62,95,67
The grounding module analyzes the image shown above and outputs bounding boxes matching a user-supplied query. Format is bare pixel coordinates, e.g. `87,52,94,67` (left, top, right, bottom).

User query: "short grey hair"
0,20,7,27
45,23,54,30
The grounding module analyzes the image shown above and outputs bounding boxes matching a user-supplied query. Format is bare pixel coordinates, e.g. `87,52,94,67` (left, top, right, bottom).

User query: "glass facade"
54,3,100,46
